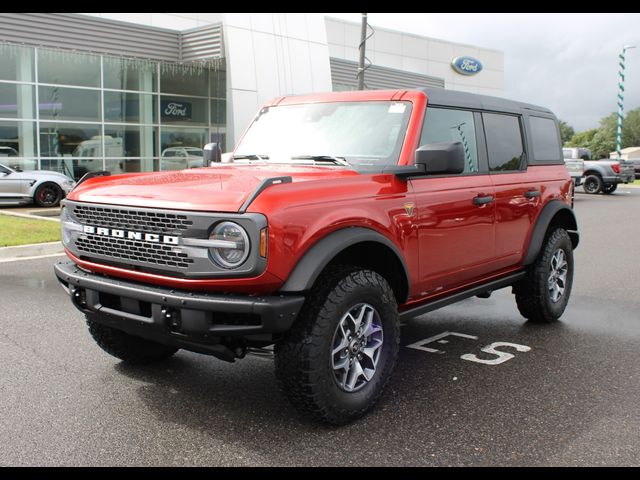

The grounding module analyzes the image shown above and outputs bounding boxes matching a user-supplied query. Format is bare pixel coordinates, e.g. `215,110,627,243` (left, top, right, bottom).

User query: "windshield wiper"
290,155,350,166
232,154,270,161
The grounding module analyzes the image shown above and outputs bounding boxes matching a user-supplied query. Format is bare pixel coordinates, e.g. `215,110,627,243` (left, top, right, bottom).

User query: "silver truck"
561,147,585,186
563,147,634,194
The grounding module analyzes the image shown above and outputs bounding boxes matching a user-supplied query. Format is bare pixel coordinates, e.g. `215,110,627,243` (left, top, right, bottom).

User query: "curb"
0,241,64,262
0,210,60,222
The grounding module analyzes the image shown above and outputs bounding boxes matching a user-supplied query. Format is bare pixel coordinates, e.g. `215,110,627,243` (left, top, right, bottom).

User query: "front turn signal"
260,228,268,258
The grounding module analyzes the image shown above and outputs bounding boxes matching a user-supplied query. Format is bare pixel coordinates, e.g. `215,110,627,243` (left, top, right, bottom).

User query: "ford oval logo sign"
451,56,483,76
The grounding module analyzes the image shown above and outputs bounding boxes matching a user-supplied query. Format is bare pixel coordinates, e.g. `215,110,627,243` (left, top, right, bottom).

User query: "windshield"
234,101,413,167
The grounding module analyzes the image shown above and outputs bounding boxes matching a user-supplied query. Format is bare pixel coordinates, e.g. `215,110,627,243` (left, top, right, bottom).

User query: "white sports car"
0,163,75,207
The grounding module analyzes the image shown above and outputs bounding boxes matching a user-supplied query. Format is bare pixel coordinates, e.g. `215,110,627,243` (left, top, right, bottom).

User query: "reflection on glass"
0,44,34,82
37,49,100,87
160,127,206,170
39,86,100,122
0,84,35,119
103,57,157,92
209,68,226,98
0,120,37,158
210,99,226,125
160,96,207,125
39,123,101,157
106,158,158,174
104,91,157,123
161,68,208,96
104,125,157,158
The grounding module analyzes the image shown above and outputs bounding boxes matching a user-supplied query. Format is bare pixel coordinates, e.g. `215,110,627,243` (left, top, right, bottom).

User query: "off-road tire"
514,228,574,323
274,266,400,425
86,315,178,364
602,183,618,194
583,174,602,194
34,182,63,207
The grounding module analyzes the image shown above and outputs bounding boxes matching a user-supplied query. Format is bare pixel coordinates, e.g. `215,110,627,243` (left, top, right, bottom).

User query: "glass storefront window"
210,68,226,99
211,99,226,125
39,123,101,157
161,68,208,96
40,158,76,177
160,127,207,170
37,49,100,87
39,86,101,122
103,57,157,92
0,44,34,82
106,158,158,174
0,120,37,159
160,96,208,126
0,43,228,175
104,91,157,124
0,83,35,119
104,125,157,158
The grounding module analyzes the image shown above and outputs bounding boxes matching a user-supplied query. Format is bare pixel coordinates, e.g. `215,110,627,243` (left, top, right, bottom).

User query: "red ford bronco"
55,88,579,424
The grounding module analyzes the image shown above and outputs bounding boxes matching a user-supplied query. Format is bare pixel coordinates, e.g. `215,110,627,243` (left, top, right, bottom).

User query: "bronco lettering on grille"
82,225,179,245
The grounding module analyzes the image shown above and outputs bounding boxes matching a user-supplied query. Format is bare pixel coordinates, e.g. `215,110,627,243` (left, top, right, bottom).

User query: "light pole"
616,45,635,159
357,13,368,90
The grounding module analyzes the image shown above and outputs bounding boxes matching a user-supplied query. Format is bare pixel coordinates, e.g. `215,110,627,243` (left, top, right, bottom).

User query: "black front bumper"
54,260,305,348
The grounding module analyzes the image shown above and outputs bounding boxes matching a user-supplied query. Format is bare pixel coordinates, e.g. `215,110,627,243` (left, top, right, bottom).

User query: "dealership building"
0,13,504,178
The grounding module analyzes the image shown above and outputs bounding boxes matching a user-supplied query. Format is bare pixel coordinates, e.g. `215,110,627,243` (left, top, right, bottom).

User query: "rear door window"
483,113,525,172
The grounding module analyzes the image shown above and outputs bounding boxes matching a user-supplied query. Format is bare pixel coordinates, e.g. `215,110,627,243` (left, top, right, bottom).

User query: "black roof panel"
419,87,554,115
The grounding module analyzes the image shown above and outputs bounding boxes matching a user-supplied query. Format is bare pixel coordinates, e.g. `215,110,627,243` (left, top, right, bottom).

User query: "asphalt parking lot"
1,188,639,466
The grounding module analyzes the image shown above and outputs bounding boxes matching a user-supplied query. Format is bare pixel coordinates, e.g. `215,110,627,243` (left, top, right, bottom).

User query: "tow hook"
162,307,182,332
71,287,87,308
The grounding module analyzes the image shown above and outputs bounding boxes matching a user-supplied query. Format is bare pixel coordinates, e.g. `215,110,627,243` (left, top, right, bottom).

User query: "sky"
327,13,640,133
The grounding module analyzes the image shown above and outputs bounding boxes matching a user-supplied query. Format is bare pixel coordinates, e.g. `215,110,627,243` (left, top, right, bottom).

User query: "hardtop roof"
421,87,554,116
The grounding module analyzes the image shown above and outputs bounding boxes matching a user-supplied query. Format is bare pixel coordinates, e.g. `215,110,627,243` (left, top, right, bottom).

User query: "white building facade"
0,13,504,177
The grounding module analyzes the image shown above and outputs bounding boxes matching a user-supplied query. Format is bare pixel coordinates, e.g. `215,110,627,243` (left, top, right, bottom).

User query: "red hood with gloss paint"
66,164,360,212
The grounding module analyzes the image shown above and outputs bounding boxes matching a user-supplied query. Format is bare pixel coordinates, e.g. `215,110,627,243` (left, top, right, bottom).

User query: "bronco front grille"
64,200,267,279
72,204,193,234
76,235,194,269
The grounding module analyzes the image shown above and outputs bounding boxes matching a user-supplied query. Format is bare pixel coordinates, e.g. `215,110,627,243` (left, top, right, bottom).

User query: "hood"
67,164,360,212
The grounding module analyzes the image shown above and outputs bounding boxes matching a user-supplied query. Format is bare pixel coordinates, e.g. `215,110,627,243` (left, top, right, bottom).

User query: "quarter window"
483,113,525,172
529,116,561,161
420,107,478,173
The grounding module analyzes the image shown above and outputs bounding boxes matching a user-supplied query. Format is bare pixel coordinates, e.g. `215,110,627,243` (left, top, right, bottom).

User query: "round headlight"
209,221,250,268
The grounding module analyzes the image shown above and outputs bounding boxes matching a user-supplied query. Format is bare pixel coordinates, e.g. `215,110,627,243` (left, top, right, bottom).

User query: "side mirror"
203,143,222,165
415,141,465,175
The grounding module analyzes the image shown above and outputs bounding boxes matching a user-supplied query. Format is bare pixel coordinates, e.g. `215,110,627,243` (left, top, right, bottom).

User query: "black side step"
399,271,525,321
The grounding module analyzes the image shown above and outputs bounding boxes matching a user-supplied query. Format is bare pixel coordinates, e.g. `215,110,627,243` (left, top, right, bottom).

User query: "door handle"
524,190,541,198
473,195,494,206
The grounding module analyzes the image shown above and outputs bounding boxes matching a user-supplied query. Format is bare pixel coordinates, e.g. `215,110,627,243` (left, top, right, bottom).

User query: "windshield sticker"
388,103,406,114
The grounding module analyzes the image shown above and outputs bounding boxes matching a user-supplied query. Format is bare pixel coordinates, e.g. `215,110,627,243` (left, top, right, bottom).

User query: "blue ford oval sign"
451,56,483,76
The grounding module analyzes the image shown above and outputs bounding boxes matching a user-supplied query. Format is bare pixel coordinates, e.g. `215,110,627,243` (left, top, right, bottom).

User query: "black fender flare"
279,227,410,302
523,200,579,266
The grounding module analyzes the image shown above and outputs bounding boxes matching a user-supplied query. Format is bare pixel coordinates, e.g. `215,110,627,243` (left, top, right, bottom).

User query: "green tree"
558,120,575,145
621,108,640,148
565,108,640,158
566,128,598,148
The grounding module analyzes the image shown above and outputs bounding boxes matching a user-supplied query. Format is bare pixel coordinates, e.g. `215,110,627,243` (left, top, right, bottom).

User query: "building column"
16,47,36,170
138,68,155,172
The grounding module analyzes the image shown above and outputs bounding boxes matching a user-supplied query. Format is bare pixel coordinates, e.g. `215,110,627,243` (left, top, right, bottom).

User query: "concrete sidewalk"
0,241,64,263
0,207,61,222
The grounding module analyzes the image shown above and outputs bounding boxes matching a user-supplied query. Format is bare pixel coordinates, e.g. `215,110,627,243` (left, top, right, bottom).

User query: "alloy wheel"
331,303,384,392
548,248,568,303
